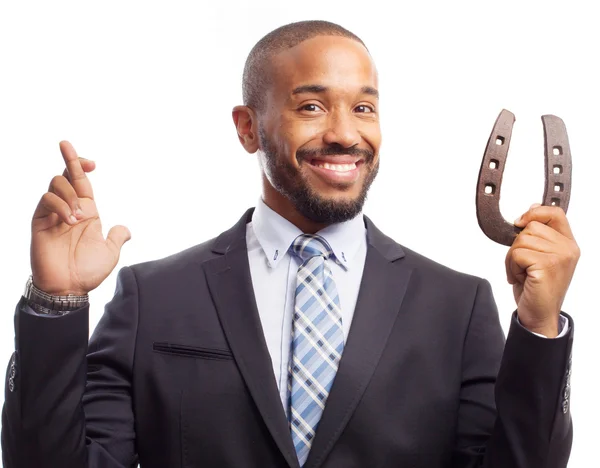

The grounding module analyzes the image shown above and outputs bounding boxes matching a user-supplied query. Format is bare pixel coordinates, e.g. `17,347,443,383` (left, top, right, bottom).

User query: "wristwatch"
23,276,89,315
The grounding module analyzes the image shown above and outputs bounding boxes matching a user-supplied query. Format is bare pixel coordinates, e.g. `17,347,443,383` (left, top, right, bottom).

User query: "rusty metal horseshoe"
476,109,572,246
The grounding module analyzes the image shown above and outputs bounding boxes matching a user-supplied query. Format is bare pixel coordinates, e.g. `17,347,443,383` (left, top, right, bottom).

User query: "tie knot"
291,234,334,262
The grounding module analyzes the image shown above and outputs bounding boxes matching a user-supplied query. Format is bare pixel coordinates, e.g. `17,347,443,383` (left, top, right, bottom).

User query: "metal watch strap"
24,276,89,315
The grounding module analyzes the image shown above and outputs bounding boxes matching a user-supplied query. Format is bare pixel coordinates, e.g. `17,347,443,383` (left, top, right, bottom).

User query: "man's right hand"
30,141,131,296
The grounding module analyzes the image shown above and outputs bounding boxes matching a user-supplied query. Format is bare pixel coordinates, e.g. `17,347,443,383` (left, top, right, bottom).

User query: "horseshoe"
476,109,572,246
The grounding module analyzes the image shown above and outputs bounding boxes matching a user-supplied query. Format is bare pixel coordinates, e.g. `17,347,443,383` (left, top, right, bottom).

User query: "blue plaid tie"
288,234,344,466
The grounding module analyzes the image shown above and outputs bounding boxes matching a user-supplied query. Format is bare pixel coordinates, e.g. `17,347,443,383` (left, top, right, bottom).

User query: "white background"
0,1,598,466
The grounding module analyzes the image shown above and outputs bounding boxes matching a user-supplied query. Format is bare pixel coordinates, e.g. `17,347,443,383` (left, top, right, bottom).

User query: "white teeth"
317,162,357,172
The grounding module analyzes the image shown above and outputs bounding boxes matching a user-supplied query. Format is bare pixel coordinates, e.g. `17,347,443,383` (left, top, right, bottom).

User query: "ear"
232,105,259,153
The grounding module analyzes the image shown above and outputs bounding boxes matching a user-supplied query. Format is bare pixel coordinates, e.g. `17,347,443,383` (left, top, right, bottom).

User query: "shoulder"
367,218,498,329
125,208,254,283
365,215,487,290
125,236,221,284
400,244,488,289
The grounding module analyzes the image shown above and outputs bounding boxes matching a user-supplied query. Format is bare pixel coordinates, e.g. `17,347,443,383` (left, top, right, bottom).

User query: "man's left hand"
506,203,580,338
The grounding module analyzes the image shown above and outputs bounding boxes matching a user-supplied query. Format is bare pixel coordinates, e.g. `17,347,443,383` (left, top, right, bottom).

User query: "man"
2,20,578,468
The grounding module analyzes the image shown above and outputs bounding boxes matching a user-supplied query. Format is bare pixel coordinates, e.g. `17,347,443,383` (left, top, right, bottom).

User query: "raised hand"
30,141,131,296
506,203,580,337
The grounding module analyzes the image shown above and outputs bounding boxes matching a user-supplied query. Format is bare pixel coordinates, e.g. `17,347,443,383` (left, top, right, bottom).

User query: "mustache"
297,145,375,163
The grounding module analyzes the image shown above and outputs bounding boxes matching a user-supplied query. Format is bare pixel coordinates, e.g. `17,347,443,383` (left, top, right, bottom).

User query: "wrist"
24,276,89,314
31,277,87,296
517,311,560,338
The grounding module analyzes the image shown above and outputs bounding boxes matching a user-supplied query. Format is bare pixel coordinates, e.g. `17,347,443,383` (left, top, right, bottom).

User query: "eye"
299,103,324,113
355,105,375,113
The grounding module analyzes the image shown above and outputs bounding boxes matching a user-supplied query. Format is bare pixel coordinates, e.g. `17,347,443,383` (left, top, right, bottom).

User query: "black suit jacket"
2,209,573,467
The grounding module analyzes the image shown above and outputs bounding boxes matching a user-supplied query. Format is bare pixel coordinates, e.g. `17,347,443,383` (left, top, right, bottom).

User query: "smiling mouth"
303,157,365,186
308,159,365,173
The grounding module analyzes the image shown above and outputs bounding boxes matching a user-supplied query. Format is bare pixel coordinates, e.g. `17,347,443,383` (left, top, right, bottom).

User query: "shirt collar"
251,197,366,270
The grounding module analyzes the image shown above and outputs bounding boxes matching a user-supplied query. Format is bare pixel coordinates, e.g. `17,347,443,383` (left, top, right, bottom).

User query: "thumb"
107,225,132,253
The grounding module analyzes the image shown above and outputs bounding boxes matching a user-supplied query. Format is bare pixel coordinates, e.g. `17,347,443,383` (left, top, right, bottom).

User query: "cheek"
283,121,323,155
278,134,304,166
364,125,382,150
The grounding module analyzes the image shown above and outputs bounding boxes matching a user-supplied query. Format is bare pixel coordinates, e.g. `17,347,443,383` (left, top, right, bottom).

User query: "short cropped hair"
242,20,366,113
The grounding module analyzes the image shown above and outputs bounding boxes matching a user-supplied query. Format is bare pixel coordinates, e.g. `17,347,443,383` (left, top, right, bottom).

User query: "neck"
261,182,329,235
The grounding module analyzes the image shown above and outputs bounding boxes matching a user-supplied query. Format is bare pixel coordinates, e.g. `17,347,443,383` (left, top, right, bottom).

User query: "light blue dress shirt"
246,198,367,409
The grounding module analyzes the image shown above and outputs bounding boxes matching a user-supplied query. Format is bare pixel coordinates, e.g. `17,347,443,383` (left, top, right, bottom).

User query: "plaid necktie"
288,234,344,466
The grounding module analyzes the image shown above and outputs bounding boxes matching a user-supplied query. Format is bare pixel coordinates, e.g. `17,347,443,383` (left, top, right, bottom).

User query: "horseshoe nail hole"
553,146,562,156
495,136,505,146
489,159,499,169
551,198,561,207
553,165,563,175
484,184,496,195
554,183,564,192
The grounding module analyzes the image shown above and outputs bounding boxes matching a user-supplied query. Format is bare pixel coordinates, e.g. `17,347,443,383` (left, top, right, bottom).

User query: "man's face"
257,35,381,224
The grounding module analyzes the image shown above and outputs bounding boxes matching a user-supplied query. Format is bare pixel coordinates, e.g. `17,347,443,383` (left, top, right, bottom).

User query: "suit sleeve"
2,266,140,468
452,279,573,468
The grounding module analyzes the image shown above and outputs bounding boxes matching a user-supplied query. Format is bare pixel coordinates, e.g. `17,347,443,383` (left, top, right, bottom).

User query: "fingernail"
530,203,541,209
514,216,522,225
74,208,84,217
69,215,78,224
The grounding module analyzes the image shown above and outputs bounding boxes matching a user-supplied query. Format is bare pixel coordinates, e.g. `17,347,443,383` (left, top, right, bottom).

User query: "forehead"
269,35,378,97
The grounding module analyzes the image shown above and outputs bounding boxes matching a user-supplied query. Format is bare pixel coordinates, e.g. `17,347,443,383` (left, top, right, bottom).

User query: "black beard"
258,127,379,224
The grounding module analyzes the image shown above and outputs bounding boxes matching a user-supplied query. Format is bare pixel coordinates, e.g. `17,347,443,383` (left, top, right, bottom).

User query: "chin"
293,190,366,224
316,192,361,206
313,185,364,203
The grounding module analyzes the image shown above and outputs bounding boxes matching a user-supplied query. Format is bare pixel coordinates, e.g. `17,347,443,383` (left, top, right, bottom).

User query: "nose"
322,110,361,148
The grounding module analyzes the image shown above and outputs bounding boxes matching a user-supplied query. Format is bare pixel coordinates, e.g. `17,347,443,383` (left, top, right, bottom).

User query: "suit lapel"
304,216,413,468
203,209,300,468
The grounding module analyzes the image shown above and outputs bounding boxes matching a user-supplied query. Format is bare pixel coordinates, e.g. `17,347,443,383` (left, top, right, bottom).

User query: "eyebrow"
291,84,379,99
